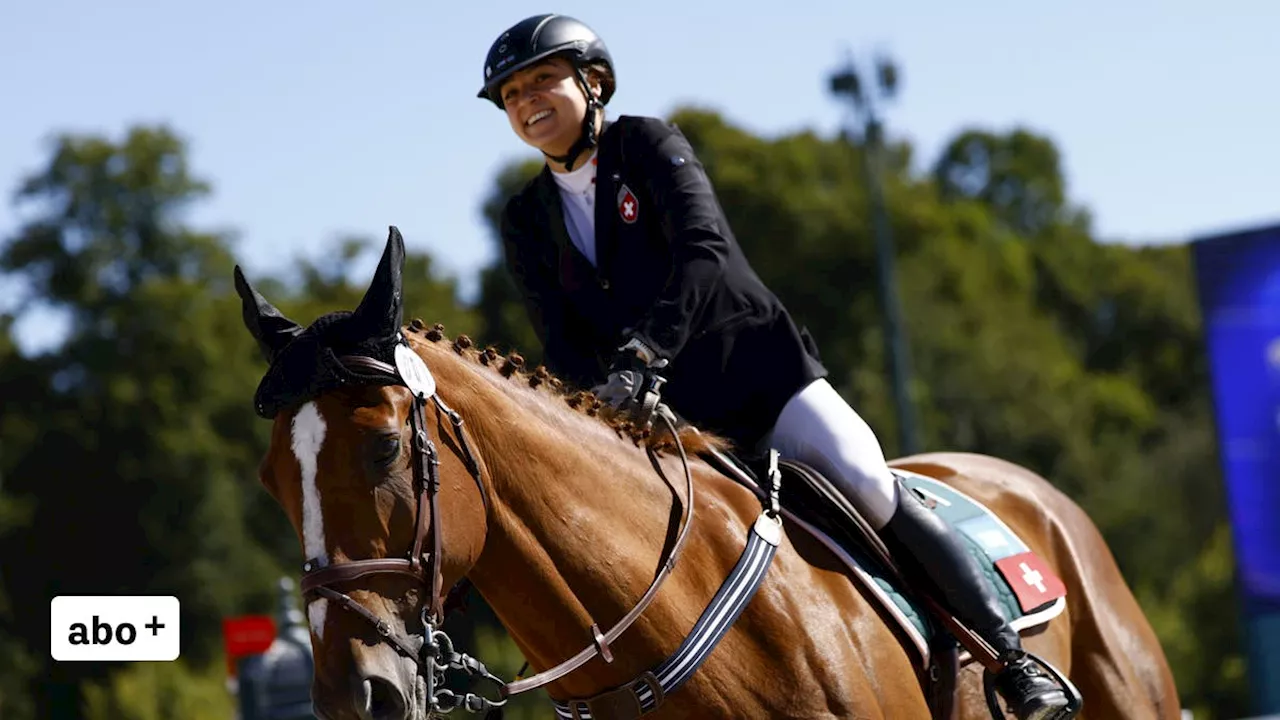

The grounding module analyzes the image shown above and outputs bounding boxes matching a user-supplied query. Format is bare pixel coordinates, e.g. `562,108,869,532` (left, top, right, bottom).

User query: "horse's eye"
371,434,402,467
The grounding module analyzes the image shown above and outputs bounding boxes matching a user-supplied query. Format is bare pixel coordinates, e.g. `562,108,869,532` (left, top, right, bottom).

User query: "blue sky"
2,0,1277,351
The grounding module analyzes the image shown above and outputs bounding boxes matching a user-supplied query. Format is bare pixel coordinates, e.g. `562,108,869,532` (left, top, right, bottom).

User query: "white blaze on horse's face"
291,401,329,640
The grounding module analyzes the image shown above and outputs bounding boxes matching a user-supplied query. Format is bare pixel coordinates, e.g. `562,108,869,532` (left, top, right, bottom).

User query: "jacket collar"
532,119,619,280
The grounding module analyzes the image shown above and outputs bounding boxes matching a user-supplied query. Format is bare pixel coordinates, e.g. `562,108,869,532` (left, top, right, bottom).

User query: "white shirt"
550,152,598,267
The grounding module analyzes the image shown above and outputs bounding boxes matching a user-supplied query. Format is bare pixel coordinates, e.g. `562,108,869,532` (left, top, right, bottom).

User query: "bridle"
298,349,501,714
294,338,699,716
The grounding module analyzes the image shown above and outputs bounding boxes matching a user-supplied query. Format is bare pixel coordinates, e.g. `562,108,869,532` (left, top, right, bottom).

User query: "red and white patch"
995,551,1067,613
617,184,639,224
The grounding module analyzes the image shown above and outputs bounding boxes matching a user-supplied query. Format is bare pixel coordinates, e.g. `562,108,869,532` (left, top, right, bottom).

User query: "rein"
296,341,710,715
504,403,698,696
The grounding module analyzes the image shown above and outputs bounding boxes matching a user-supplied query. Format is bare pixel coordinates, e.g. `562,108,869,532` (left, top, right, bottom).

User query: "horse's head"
235,228,490,720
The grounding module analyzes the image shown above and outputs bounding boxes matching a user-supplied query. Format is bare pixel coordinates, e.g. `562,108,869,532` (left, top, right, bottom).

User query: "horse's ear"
351,226,405,340
234,265,304,364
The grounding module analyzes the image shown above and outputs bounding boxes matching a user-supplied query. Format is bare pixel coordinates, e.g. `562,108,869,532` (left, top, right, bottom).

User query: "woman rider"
477,13,1071,720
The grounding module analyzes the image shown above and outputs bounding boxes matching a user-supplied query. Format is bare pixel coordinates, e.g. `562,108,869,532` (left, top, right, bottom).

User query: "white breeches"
765,378,900,530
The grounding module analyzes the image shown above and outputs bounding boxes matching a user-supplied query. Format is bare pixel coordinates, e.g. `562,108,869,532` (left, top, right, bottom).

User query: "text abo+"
51,596,180,661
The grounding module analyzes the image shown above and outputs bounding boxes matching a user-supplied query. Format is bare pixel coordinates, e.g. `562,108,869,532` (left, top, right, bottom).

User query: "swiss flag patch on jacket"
994,551,1067,612
617,184,639,224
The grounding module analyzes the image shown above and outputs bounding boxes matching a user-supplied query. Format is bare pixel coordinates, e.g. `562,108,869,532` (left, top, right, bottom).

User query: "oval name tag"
394,343,436,399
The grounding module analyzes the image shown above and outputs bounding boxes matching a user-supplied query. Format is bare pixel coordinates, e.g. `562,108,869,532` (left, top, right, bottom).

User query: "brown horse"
235,228,1180,720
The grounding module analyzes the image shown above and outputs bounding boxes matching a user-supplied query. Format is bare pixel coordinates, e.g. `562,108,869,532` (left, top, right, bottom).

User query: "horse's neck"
461,394,691,696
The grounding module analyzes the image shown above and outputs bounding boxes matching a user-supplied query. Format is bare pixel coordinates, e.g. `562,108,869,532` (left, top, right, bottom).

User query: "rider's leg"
765,378,1071,720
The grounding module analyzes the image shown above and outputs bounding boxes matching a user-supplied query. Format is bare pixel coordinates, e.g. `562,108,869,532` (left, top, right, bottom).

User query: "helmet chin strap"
543,67,601,172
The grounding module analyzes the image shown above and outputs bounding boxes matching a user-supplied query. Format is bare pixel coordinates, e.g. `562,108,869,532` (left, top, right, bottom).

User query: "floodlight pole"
829,52,921,457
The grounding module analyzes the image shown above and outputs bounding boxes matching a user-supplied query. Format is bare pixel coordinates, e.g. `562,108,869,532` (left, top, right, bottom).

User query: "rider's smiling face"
499,58,601,159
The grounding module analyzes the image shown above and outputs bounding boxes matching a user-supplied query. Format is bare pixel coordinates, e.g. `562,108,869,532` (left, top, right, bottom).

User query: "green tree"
0,124,484,718
0,125,287,718
278,232,482,339
0,312,39,720
932,128,1071,237
79,660,235,720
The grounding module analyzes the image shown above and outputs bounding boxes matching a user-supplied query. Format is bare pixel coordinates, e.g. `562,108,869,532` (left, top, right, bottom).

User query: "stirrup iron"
982,651,1083,720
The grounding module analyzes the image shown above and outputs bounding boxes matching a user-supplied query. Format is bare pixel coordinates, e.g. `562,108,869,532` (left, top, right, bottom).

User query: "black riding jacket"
499,114,827,452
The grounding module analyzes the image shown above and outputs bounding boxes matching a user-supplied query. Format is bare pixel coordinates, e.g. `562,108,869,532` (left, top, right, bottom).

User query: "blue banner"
1193,222,1280,713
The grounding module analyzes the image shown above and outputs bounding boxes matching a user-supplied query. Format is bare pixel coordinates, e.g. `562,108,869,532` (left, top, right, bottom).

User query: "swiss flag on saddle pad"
994,551,1067,613
617,184,639,224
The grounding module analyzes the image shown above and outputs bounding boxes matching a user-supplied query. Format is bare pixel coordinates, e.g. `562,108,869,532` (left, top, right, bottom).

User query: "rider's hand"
592,338,661,410
593,368,641,409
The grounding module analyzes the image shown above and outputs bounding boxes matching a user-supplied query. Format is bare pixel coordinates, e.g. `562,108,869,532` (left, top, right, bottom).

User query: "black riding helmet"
478,14,615,170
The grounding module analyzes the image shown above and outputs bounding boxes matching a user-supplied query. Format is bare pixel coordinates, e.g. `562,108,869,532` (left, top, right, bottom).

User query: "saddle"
700,448,1068,720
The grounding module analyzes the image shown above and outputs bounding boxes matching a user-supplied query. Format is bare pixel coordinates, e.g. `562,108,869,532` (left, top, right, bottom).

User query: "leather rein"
296,342,698,715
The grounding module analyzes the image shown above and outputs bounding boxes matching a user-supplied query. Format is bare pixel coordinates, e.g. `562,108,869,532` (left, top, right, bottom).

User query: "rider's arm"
625,119,733,364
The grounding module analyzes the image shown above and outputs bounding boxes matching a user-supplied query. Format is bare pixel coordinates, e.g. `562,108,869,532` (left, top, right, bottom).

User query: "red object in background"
223,615,277,676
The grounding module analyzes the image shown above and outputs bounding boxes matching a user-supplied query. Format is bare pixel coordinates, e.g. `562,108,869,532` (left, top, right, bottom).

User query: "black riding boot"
876,477,1071,720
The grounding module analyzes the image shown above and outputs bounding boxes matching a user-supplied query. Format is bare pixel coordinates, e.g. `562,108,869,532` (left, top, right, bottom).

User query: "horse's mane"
406,319,729,458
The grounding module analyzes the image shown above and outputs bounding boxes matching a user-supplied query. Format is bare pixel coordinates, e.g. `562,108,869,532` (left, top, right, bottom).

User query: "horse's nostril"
357,676,407,720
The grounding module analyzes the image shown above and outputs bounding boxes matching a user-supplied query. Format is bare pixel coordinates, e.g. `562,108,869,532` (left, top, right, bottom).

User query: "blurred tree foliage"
0,126,480,719
0,103,1245,719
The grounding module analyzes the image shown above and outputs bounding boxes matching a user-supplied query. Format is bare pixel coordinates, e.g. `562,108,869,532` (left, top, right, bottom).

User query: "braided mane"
405,318,727,456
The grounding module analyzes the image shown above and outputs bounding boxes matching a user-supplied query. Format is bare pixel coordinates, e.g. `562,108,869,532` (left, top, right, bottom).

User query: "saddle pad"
778,465,1067,669
901,472,1067,614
